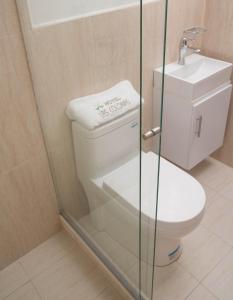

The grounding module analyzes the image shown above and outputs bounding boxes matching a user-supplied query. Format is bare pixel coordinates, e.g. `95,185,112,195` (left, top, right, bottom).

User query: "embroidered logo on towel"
96,97,131,119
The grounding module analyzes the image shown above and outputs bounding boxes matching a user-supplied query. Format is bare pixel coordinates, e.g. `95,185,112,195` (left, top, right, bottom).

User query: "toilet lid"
103,152,206,224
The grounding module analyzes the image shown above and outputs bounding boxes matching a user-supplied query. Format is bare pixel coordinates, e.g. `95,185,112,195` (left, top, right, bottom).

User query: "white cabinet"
188,85,232,169
189,85,232,169
154,84,232,170
153,55,233,170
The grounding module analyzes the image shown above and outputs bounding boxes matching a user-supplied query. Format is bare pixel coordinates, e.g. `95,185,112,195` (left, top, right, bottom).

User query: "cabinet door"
188,84,232,169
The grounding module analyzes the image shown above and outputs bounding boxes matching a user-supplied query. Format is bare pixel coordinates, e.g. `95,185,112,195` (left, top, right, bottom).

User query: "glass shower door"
140,0,168,298
16,0,168,298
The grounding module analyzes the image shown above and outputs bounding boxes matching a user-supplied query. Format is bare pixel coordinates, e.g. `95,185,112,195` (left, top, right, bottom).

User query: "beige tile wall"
0,0,60,270
17,0,142,218
16,0,206,219
203,0,233,168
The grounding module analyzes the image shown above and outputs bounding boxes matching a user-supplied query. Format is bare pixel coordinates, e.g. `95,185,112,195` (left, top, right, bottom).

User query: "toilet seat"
102,151,206,234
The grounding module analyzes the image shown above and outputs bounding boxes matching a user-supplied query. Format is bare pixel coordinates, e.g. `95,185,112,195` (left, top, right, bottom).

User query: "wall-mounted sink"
156,54,232,99
154,54,233,170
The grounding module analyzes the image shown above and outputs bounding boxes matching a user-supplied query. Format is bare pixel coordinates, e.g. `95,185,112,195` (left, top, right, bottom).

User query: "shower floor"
1,157,233,300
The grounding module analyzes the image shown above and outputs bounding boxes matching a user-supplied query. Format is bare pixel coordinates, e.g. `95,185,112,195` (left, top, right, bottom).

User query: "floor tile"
102,206,139,254
190,158,233,191
127,260,153,297
20,230,76,278
0,262,29,299
202,185,218,208
201,194,233,246
93,232,138,274
95,286,123,300
79,214,99,237
153,262,198,300
3,156,233,300
32,247,95,300
4,283,40,300
62,269,108,300
186,284,217,300
179,226,231,280
218,179,233,200
203,250,233,300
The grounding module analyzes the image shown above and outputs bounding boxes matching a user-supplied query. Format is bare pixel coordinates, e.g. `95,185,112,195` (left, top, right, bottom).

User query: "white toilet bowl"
100,151,206,266
155,152,206,266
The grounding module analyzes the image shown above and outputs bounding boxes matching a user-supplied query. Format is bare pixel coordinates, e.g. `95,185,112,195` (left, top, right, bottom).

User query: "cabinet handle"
195,116,203,138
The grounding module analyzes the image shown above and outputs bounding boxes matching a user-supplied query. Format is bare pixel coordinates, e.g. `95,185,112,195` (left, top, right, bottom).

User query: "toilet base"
155,236,182,267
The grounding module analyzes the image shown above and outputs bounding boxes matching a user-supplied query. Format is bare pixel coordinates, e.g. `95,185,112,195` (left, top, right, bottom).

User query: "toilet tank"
72,109,140,181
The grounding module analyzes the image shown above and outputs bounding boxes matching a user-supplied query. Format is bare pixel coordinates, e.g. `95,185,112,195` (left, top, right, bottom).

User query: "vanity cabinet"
154,77,232,170
189,85,232,169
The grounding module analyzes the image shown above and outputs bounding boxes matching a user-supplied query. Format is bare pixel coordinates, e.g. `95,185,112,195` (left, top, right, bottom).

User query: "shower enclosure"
16,0,168,298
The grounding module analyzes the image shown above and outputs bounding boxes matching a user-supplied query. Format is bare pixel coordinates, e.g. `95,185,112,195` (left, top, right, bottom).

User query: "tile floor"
0,230,123,300
1,157,233,300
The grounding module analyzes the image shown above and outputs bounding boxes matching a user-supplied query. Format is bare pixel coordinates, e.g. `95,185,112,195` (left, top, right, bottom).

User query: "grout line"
0,32,21,42
28,255,97,300
199,283,220,300
59,269,109,300
58,280,87,300
176,227,233,288
30,279,43,300
200,246,232,283
92,286,120,300
0,149,45,178
183,283,220,300
17,231,79,280
201,221,233,248
17,259,29,275
183,283,202,300
198,179,233,194
153,261,200,300
1,281,30,300
94,286,109,299
176,260,202,284
179,159,233,299
20,250,75,280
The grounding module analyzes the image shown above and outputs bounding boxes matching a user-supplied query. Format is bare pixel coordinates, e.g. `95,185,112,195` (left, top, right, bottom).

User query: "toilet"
67,81,206,267
100,151,206,266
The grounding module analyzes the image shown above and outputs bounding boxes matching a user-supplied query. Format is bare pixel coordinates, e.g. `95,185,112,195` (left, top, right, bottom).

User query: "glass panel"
140,0,168,298
17,0,141,297
17,0,168,298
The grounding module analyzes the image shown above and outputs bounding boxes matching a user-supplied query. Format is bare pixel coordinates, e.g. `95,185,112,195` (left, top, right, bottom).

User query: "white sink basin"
155,54,233,100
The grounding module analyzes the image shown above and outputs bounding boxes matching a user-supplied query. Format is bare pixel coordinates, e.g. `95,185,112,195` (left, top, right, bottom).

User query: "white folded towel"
66,81,141,130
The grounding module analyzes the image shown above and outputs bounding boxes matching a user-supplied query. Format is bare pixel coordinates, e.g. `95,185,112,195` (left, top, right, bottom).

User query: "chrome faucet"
178,37,201,65
178,27,207,65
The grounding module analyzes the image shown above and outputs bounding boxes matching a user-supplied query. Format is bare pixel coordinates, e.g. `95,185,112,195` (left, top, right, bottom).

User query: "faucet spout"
178,37,188,65
178,27,206,65
178,38,201,65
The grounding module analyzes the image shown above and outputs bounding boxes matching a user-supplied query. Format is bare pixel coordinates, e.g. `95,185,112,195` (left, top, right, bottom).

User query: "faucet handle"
188,46,201,55
183,26,207,40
